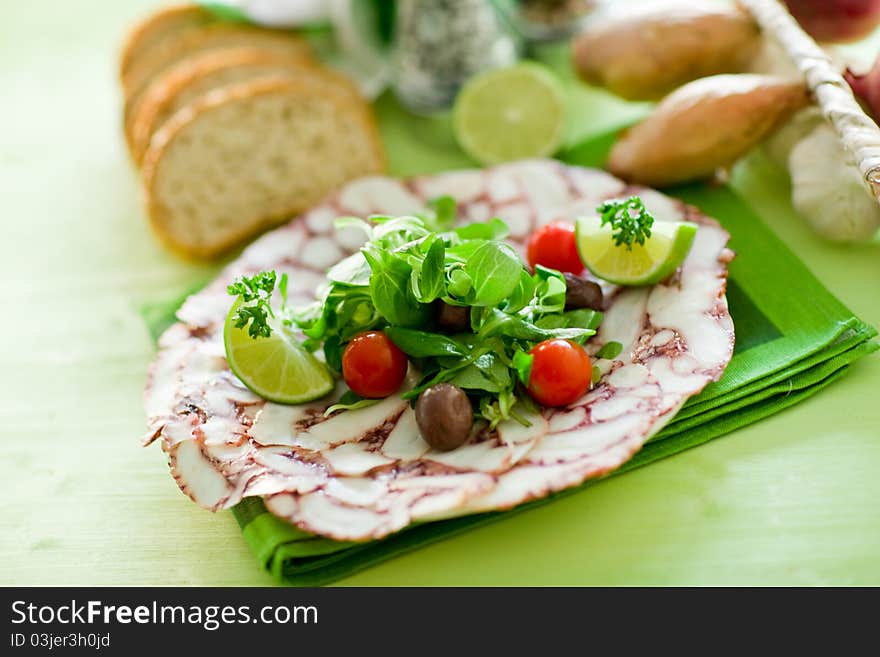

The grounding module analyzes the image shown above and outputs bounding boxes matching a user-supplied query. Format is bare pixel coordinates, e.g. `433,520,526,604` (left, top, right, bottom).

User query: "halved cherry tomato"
526,221,583,274
342,331,408,398
526,338,592,407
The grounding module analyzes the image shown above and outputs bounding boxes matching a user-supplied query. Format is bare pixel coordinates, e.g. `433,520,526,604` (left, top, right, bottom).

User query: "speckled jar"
391,0,521,114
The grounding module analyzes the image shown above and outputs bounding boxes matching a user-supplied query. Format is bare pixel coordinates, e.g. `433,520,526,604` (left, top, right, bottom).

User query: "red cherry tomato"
342,331,408,398
526,339,592,407
526,222,583,274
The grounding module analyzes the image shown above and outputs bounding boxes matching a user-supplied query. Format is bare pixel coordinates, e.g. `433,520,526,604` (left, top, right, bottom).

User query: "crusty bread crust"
118,4,211,80
141,77,386,260
128,47,318,163
122,23,312,117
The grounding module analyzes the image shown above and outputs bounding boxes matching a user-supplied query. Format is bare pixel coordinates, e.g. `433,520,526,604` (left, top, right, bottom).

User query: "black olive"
434,300,471,332
563,272,604,310
415,383,474,451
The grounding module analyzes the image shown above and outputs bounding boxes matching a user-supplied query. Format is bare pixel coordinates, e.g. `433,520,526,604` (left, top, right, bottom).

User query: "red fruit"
526,339,592,407
526,221,583,274
783,0,880,43
846,57,880,122
342,331,408,398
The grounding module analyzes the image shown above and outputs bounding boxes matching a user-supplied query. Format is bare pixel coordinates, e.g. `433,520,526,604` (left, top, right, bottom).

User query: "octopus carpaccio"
144,160,735,541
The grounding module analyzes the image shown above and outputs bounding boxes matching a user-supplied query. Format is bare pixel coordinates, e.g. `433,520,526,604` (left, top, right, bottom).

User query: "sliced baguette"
128,48,353,164
142,77,385,259
119,4,213,79
122,23,311,129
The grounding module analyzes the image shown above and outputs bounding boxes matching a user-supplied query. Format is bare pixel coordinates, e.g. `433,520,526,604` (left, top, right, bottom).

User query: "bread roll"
608,74,808,186
572,3,760,100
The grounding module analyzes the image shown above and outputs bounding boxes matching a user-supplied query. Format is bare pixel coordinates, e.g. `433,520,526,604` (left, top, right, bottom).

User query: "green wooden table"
2,0,878,586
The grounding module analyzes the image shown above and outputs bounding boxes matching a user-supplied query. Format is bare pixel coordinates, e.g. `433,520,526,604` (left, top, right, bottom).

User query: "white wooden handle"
739,0,880,202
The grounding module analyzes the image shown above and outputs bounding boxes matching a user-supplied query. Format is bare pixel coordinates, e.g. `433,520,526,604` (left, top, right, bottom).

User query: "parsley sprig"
597,196,655,250
227,270,288,339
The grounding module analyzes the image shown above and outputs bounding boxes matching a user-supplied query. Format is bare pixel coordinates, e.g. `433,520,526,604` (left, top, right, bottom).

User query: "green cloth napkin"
142,126,876,585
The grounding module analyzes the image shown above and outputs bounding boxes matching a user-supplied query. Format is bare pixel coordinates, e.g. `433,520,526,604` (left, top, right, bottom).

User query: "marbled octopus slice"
143,159,734,541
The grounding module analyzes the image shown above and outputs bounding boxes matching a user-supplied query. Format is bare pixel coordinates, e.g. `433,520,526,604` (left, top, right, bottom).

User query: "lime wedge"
453,63,565,165
224,300,335,404
575,216,698,286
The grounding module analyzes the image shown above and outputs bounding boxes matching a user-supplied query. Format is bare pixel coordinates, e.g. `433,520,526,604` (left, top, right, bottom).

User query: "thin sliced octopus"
144,159,734,541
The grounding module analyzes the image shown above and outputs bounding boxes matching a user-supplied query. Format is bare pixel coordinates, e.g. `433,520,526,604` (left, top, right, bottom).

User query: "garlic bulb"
789,123,880,242
747,37,801,79
763,106,823,168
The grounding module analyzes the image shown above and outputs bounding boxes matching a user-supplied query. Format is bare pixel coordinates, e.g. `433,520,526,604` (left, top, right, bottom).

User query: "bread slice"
128,48,328,164
122,23,312,129
119,4,213,79
129,50,364,163
141,77,385,259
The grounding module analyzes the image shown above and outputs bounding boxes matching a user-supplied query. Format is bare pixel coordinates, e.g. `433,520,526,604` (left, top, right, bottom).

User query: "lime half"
224,301,335,404
453,63,565,165
575,216,698,286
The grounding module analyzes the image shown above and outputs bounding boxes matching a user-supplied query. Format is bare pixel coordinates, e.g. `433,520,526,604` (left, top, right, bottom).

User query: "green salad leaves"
228,197,604,428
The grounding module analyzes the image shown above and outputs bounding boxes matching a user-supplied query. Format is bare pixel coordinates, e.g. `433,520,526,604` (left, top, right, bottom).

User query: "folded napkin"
143,130,876,585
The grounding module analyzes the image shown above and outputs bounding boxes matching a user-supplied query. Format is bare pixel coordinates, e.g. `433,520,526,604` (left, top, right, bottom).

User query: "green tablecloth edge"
653,339,877,438
665,324,874,427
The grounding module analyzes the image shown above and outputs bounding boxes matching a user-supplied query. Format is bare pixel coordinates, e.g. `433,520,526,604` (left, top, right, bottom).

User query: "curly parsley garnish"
227,270,287,339
597,196,655,250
